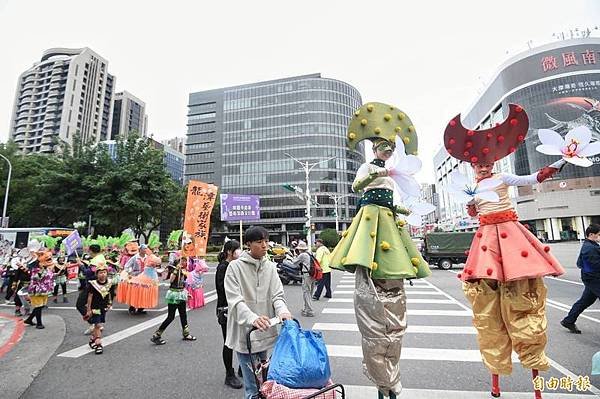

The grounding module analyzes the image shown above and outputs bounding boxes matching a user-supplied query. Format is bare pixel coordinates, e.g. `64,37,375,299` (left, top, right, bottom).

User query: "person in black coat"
215,239,243,390
562,224,600,334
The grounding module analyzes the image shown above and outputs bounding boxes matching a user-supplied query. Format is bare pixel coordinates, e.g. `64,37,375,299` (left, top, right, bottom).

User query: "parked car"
422,232,475,270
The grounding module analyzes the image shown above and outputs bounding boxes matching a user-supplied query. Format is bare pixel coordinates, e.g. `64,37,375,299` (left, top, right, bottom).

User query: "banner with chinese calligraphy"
220,194,260,222
183,180,218,257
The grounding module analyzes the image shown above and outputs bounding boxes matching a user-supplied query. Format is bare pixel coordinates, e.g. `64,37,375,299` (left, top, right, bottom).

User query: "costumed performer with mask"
443,104,571,399
329,102,431,399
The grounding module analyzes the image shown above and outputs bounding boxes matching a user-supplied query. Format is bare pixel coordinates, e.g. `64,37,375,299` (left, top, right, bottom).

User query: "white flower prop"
393,191,436,227
448,171,501,203
536,126,600,167
387,137,422,198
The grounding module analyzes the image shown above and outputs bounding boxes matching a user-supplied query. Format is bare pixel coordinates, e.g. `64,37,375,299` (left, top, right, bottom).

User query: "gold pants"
463,278,549,375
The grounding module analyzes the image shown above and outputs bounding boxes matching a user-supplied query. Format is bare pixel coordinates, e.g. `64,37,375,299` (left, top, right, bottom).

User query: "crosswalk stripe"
327,298,455,304
323,308,472,316
327,345,519,362
342,385,587,398
313,323,477,334
332,290,451,296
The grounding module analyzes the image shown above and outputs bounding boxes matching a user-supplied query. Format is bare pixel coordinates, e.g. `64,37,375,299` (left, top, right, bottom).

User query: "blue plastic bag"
267,319,331,389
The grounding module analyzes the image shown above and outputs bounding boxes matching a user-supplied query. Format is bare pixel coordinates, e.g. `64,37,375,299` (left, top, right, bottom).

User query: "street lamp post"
326,193,352,233
0,154,12,228
284,153,336,249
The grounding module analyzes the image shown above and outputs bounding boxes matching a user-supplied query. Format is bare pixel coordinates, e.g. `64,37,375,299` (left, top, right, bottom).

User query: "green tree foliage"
0,134,185,239
319,228,340,248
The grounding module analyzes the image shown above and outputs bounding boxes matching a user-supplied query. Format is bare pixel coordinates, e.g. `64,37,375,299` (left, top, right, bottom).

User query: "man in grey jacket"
293,241,314,317
225,226,292,399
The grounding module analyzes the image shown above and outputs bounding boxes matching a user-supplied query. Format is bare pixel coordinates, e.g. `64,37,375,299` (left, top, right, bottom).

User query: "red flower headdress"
444,104,529,163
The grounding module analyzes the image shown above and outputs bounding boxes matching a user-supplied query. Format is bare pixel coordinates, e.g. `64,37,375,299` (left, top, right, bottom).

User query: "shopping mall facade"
435,38,600,240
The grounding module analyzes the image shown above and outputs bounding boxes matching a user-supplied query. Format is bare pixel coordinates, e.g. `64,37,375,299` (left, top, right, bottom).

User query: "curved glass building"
442,38,600,240
186,73,363,243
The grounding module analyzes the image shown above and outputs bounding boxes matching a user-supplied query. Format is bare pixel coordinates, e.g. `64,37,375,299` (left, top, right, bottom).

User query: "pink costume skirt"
187,287,205,309
459,210,564,282
116,274,159,309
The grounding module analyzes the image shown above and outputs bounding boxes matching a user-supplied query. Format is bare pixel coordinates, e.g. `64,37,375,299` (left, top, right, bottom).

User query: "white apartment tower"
10,47,115,153
110,90,148,139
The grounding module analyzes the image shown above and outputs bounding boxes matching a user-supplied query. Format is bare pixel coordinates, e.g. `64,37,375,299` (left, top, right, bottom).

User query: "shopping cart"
245,320,345,399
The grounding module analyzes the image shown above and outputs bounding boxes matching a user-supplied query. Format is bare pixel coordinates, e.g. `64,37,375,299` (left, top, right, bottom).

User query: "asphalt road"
5,242,600,399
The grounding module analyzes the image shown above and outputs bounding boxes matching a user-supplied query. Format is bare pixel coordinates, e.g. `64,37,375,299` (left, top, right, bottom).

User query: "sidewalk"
0,312,65,399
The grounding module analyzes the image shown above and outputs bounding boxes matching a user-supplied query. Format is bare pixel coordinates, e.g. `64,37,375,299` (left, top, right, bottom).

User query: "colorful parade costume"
123,254,160,309
151,264,196,345
443,104,566,398
24,250,54,329
186,258,208,309
329,102,431,398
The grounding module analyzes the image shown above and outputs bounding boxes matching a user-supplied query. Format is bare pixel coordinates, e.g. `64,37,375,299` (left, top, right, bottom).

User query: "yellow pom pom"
403,136,410,144
367,104,374,112
397,220,406,227
395,126,402,133
408,125,415,133
354,110,360,117
348,132,356,140
411,257,420,266
397,113,405,120
371,262,378,270
374,127,381,135
370,231,376,238
361,119,368,126
384,114,391,121
387,212,393,217
380,241,391,251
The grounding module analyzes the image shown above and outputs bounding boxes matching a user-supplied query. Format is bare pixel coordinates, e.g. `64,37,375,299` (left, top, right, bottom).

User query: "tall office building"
10,47,115,153
110,90,148,139
186,73,363,243
434,37,600,239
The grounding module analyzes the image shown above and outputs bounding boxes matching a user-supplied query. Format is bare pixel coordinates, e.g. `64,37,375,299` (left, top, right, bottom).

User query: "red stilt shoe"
491,374,500,397
532,369,542,399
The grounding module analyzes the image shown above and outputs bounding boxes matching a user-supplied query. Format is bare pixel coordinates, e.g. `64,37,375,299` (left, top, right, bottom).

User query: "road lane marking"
547,298,600,324
548,276,584,286
57,291,218,358
327,345,519,362
327,298,455,304
313,323,477,334
322,308,471,316
343,385,590,398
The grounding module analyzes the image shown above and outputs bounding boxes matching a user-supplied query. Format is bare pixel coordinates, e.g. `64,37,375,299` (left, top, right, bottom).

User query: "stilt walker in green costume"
330,102,431,399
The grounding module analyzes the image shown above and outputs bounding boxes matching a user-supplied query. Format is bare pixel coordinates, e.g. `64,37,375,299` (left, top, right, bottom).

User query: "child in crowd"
85,263,114,354
150,256,196,344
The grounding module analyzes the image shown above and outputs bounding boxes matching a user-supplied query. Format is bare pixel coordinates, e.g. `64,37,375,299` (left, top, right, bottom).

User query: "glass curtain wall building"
437,38,600,240
186,73,363,243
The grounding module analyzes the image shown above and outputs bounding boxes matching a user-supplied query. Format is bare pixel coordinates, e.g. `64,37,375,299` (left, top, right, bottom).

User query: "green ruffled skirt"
165,288,188,304
330,204,431,279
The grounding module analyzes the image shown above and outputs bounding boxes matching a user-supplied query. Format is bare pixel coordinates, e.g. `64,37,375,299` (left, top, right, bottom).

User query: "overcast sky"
1,0,599,182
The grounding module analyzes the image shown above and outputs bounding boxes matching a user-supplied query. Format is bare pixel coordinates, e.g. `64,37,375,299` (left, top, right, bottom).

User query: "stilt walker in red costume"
444,104,567,399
